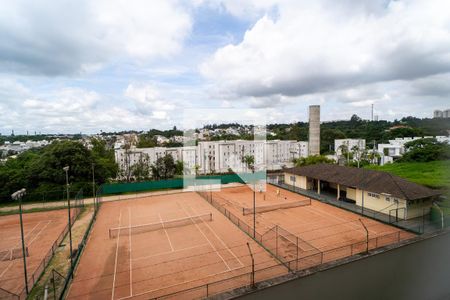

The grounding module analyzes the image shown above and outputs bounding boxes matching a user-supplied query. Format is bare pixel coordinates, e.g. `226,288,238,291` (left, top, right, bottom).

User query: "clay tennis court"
67,192,283,300
211,183,415,266
0,210,68,297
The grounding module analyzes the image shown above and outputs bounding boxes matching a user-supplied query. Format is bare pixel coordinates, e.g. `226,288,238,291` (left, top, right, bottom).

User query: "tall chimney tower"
308,105,320,156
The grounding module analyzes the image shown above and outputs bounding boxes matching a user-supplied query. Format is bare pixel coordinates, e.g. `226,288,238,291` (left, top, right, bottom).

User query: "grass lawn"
366,160,450,190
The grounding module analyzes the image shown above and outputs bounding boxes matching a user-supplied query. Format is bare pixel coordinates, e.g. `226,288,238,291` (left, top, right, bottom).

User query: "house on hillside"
283,164,440,220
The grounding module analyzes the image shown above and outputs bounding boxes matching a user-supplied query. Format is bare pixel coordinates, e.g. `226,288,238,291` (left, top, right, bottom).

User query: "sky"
0,0,450,134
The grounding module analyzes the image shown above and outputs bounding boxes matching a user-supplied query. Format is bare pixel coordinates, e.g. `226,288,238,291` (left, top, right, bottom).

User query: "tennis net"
242,199,311,215
0,247,29,261
109,213,213,238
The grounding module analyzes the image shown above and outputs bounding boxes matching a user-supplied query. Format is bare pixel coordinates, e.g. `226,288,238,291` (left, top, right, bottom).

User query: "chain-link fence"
34,190,98,300
197,189,408,272
1,189,85,300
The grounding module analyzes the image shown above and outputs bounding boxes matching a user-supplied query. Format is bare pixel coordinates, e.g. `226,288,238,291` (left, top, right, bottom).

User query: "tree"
137,134,157,148
175,160,184,175
151,154,177,180
321,128,346,154
399,138,450,162
367,151,381,165
242,155,255,173
0,140,118,203
294,155,335,167
194,164,200,176
131,154,150,181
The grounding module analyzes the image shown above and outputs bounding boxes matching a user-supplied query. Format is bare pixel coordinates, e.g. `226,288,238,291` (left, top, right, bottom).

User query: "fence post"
206,283,209,297
296,237,299,271
275,226,279,257
52,270,56,300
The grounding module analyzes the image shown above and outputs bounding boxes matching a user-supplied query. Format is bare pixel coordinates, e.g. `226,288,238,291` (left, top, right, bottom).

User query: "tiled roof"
284,164,440,201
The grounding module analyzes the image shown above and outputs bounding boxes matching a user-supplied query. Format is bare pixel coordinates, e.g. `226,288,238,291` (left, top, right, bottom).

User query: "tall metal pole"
361,168,365,216
246,243,255,288
12,189,29,294
359,219,369,253
64,166,74,276
252,167,256,239
92,163,96,211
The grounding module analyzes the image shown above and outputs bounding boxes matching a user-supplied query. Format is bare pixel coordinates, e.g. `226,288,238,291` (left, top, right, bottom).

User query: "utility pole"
12,188,28,295
253,173,256,239
92,163,96,211
359,219,369,253
246,243,255,288
63,166,74,276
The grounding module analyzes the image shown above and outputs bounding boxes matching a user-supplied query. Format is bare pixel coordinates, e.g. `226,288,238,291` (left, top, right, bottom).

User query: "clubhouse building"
283,164,440,220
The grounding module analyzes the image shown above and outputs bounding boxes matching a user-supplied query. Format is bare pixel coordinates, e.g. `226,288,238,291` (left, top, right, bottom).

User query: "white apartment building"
115,139,309,178
0,140,50,155
434,109,450,118
436,136,450,144
335,139,366,156
377,136,449,165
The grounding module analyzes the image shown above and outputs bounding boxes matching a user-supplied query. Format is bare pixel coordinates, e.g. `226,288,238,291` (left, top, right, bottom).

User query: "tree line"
0,139,117,203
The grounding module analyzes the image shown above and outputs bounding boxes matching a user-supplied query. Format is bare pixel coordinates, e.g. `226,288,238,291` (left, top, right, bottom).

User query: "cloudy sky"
1,0,450,134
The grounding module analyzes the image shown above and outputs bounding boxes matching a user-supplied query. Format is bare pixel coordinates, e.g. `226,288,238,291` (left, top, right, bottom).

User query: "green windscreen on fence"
100,172,266,195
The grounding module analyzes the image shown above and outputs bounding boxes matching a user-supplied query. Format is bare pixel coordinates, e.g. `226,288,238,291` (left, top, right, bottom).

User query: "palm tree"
242,155,255,173
194,164,200,176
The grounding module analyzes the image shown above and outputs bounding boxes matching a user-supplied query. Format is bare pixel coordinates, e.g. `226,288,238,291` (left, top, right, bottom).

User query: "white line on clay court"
128,208,133,297
159,213,174,252
178,204,232,271
132,243,210,262
27,220,53,246
117,265,246,300
186,203,244,268
111,209,122,300
0,221,44,279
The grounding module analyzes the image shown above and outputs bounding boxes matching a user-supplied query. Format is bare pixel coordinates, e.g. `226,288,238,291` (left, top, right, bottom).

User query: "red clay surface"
213,184,415,263
0,210,68,296
67,192,282,300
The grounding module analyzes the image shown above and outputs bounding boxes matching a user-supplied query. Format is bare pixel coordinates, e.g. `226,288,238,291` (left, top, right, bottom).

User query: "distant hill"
268,115,450,154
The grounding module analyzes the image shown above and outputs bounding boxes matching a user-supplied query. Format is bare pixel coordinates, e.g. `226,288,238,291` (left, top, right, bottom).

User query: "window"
368,192,380,199
290,175,296,183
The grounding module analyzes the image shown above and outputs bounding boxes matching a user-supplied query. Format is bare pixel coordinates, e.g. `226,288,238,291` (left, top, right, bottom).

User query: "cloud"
0,0,192,76
0,84,180,133
201,0,450,99
410,73,450,97
125,83,177,116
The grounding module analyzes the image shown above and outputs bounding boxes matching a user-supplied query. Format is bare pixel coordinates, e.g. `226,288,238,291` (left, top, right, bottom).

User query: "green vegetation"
242,154,255,172
150,154,183,180
28,205,95,300
267,115,450,154
398,138,450,162
0,205,68,216
0,139,117,203
293,155,335,167
366,160,450,189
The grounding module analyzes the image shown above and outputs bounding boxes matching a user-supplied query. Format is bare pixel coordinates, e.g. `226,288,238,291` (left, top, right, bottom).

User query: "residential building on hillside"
0,140,50,156
283,164,440,220
115,140,309,179
378,136,449,165
335,139,366,156
434,109,450,118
